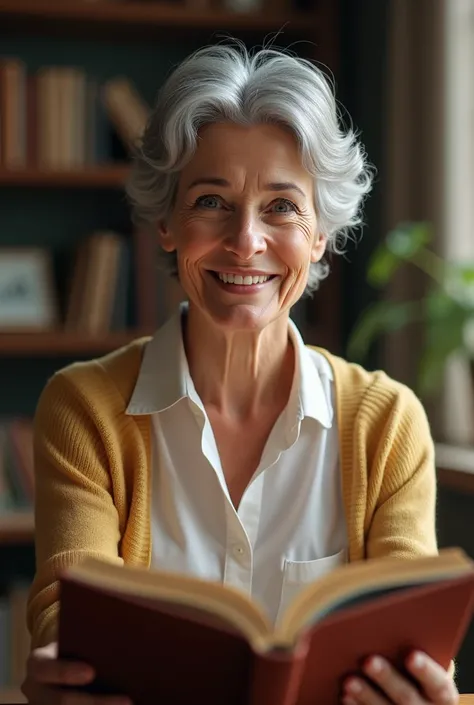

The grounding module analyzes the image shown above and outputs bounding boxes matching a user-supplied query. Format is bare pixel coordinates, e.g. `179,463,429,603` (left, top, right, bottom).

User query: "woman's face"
160,122,326,332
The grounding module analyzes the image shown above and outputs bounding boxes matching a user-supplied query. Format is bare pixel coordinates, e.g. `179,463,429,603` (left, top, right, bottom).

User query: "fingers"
342,656,425,705
342,675,390,705
34,643,59,659
23,642,132,705
27,645,95,687
342,653,459,705
406,651,459,704
361,656,426,703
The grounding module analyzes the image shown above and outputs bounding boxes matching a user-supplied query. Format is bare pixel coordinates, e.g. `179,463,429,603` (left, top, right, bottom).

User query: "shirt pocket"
276,548,347,623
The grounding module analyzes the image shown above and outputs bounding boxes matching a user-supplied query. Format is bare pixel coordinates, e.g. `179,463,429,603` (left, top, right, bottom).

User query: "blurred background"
1,0,474,699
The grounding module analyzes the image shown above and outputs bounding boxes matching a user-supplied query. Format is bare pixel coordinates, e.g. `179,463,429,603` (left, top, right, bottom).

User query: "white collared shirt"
126,306,347,625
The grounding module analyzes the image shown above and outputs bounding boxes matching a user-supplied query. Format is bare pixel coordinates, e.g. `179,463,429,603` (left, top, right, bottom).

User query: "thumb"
32,642,58,661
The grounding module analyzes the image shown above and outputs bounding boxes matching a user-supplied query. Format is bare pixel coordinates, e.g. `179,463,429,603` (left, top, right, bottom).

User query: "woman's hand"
342,651,459,705
22,642,131,705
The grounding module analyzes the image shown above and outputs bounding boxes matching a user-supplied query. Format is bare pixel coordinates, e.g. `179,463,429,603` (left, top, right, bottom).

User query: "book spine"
248,637,309,705
26,73,38,167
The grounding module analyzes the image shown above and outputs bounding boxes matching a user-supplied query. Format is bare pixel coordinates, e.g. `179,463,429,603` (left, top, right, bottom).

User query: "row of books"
0,584,30,689
0,58,150,169
0,418,34,512
65,228,185,333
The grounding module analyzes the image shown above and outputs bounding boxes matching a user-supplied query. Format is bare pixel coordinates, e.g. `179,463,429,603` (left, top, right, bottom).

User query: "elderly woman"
23,43,458,705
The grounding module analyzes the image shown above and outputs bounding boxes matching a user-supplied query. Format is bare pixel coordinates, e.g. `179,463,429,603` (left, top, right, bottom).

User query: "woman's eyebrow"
264,182,306,198
187,177,306,199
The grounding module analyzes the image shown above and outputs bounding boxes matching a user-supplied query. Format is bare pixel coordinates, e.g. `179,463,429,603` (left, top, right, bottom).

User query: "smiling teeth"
218,273,270,285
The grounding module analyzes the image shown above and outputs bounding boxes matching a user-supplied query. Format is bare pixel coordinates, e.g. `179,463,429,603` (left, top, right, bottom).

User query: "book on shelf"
0,58,26,169
0,56,150,170
65,228,185,334
102,77,151,153
58,548,474,705
65,231,125,334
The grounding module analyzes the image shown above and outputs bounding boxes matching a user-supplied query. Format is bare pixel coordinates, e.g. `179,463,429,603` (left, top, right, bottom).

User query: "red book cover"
57,552,474,705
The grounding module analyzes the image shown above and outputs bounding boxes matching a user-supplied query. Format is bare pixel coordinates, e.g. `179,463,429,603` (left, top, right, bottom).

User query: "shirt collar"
126,304,189,415
126,303,333,429
287,318,333,429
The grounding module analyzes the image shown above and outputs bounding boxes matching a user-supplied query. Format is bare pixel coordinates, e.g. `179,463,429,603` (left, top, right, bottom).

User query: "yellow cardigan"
27,338,437,649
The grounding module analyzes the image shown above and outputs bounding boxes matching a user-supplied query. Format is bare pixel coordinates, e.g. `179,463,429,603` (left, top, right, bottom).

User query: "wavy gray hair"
126,42,373,294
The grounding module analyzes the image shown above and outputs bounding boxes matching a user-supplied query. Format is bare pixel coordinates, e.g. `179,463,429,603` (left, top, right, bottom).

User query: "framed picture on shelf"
0,248,58,330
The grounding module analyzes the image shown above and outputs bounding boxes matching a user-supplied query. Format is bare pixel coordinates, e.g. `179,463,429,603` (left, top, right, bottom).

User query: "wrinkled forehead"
177,122,314,196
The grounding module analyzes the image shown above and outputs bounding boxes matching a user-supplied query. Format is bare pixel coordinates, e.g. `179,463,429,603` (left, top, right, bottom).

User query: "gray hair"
126,42,373,294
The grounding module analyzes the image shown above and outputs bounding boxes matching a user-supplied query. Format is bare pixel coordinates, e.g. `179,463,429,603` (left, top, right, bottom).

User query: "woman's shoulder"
41,335,152,411
308,346,427,418
309,348,432,456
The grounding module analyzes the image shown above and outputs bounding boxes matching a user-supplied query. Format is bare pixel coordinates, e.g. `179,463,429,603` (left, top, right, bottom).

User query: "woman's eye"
195,195,222,209
271,199,297,214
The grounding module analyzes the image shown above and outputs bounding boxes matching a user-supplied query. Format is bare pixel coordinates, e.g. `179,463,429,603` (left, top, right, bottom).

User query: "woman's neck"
184,305,294,420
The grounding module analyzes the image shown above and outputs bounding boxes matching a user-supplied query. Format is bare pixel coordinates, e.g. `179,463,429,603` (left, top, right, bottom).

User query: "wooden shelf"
0,164,130,189
0,329,153,356
0,0,312,38
0,512,34,545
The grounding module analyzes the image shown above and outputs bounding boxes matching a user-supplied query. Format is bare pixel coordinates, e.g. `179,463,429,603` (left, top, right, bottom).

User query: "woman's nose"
223,215,267,260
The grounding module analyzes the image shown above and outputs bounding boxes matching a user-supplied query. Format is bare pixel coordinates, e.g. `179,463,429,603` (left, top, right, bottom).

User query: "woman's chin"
200,300,287,333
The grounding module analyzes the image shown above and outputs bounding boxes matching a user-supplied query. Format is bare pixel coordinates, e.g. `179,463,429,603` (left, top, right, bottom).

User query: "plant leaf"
417,298,470,395
424,288,460,320
367,248,401,288
460,265,474,284
444,263,474,308
367,222,432,288
386,221,432,258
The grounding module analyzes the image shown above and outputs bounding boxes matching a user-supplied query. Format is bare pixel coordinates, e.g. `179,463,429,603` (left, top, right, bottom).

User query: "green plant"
347,222,474,396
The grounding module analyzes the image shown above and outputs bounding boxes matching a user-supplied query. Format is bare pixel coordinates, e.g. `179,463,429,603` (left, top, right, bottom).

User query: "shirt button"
233,544,246,558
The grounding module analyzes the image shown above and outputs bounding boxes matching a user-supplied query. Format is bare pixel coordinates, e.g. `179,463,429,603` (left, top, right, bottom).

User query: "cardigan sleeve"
365,380,438,560
27,370,123,649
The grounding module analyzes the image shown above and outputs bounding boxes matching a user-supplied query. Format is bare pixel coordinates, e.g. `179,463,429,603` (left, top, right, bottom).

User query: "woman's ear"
158,220,176,253
310,232,327,263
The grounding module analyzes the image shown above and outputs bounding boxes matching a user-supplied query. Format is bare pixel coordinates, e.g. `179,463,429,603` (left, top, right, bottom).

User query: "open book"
58,548,474,705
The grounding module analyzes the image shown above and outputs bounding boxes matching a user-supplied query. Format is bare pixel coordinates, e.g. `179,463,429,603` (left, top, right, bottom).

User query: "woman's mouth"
208,270,277,293
216,272,274,285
